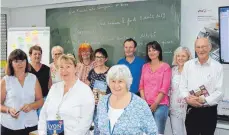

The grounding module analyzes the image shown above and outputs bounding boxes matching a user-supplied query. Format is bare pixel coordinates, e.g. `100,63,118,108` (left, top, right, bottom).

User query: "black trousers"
185,105,217,135
1,125,37,135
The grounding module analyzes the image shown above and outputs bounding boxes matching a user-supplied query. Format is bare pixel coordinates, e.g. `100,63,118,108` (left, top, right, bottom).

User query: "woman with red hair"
76,43,95,84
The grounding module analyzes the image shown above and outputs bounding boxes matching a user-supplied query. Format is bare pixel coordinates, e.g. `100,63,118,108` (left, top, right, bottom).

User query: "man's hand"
185,95,202,108
198,96,206,104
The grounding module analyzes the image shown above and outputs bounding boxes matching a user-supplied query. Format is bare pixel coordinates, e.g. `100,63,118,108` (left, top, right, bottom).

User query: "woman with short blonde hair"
38,54,95,135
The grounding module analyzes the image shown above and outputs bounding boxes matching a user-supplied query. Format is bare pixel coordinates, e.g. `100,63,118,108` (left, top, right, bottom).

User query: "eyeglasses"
95,56,105,59
195,45,209,50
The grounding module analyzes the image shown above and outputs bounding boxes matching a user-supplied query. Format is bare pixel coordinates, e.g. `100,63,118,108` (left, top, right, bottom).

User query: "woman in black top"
29,45,52,116
87,48,111,103
87,48,110,135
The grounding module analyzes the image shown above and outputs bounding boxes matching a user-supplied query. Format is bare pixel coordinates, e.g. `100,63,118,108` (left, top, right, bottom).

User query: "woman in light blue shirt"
95,65,157,135
1,49,44,135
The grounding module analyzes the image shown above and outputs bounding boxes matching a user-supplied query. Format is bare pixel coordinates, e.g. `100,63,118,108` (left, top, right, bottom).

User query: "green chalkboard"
46,0,180,66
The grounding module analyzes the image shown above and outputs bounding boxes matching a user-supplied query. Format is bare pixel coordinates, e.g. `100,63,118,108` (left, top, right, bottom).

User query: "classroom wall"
1,0,85,8
4,0,229,99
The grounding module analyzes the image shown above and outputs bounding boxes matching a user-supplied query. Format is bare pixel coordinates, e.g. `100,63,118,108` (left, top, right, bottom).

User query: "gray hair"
51,45,64,55
172,46,192,65
106,65,133,91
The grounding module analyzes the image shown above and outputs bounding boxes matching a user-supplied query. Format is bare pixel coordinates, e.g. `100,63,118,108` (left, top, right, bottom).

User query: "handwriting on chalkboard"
69,3,129,14
98,13,166,26
71,28,97,35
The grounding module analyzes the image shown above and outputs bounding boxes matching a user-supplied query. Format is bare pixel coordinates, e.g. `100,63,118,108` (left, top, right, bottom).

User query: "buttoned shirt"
1,73,38,130
179,58,224,106
139,63,171,105
38,79,95,135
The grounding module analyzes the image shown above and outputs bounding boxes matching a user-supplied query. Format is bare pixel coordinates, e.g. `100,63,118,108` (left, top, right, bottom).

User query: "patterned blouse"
76,61,95,84
95,93,158,135
87,69,111,94
169,66,187,119
50,62,62,84
139,63,171,106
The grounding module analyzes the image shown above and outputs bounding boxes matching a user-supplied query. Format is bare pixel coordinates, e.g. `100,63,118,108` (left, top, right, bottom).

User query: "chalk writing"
140,32,156,39
69,3,129,15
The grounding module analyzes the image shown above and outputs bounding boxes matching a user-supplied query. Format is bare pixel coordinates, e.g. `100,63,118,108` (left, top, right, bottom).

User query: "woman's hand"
150,103,158,112
21,104,33,113
8,108,19,119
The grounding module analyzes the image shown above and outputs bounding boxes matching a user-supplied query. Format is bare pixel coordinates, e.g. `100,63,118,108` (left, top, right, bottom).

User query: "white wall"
1,7,11,27
1,0,85,8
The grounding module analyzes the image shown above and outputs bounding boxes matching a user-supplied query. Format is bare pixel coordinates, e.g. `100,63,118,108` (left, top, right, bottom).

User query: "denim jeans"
152,105,169,134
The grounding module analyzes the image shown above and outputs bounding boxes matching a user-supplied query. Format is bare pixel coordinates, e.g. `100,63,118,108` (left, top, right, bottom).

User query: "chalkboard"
46,0,181,66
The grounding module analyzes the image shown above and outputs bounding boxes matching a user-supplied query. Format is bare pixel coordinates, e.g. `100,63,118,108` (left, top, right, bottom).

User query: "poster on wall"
181,0,229,60
195,5,221,61
7,27,50,65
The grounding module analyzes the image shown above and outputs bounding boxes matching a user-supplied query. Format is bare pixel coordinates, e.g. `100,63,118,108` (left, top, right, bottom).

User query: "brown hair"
6,49,30,76
29,45,42,55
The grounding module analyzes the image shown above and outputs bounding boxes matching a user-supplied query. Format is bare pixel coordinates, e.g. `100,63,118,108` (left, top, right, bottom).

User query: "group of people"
0,37,224,135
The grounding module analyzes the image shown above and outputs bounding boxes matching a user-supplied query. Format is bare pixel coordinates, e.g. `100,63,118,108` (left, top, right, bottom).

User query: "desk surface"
29,130,38,135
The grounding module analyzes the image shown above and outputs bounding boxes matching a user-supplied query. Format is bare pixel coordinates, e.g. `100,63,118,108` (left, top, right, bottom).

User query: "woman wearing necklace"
169,47,192,135
139,41,171,135
1,49,44,135
76,43,95,85
95,65,157,135
38,54,95,135
50,46,64,84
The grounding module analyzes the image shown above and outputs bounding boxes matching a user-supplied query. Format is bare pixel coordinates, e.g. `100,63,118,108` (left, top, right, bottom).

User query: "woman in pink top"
139,41,171,135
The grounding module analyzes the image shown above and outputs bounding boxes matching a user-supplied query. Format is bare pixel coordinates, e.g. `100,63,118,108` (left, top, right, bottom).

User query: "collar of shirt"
194,57,211,66
125,56,135,64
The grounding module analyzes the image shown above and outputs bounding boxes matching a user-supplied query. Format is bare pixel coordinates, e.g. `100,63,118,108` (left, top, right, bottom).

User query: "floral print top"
95,93,158,135
50,62,62,84
169,66,187,119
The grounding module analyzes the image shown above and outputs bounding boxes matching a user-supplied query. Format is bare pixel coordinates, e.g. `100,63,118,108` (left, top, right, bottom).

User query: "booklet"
189,85,210,106
47,120,64,135
93,80,107,100
190,85,209,97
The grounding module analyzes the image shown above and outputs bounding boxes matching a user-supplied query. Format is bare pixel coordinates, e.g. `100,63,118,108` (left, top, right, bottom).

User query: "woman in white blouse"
38,54,95,135
1,49,44,135
169,47,192,135
50,45,64,84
